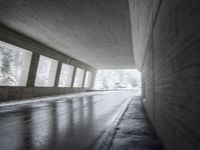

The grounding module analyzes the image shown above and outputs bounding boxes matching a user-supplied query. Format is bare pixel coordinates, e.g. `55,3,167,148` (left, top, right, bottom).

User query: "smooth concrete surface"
0,87,89,102
100,97,164,150
0,91,135,150
128,0,160,70
0,0,134,69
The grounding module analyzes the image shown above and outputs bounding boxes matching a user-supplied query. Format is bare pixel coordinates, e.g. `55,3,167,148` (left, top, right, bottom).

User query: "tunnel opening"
94,69,141,93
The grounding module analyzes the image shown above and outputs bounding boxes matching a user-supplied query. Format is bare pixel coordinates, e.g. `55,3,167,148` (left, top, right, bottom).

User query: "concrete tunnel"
0,0,200,150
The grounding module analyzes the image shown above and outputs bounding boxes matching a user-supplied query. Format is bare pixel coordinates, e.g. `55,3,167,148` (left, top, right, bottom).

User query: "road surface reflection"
0,91,134,150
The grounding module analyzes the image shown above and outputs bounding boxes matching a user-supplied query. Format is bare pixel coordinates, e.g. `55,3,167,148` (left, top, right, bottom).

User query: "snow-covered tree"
0,45,24,86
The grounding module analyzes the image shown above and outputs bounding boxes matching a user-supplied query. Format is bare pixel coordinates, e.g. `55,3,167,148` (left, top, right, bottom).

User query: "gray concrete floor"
0,91,164,150
98,97,165,150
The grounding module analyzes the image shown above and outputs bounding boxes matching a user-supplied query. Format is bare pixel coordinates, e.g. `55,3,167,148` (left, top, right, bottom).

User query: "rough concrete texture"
98,97,164,150
0,0,134,69
132,0,200,149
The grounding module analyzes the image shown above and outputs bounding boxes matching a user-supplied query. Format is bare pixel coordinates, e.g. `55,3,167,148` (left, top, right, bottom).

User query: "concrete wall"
0,25,96,102
130,0,200,149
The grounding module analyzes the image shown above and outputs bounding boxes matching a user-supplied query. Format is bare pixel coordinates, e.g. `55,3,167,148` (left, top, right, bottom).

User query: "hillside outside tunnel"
0,0,200,150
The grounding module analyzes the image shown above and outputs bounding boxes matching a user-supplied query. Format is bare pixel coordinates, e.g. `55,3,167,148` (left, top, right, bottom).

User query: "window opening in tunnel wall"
94,69,141,94
73,68,84,88
58,63,74,87
0,41,32,86
34,55,58,87
84,71,92,88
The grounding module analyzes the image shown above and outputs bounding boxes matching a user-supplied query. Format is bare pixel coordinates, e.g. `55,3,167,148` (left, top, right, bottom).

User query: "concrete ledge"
0,86,88,102
0,91,116,107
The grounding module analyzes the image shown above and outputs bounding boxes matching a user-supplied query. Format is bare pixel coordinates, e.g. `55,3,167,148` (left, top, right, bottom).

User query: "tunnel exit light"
94,69,141,91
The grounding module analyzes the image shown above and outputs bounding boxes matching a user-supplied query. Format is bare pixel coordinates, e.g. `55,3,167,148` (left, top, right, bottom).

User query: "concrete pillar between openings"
82,70,86,88
54,61,62,87
90,71,97,89
26,53,40,87
70,67,77,88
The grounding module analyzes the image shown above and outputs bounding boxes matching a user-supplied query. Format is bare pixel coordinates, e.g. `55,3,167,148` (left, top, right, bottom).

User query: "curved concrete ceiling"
0,0,135,69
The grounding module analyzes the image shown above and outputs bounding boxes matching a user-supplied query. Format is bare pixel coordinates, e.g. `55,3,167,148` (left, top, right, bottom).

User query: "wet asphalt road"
0,91,134,150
